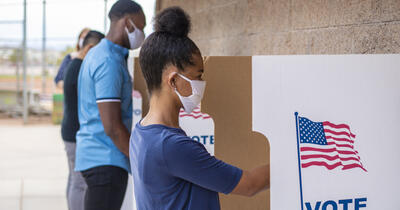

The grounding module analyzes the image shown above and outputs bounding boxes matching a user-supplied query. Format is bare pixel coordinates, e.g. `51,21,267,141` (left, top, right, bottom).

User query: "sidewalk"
0,121,68,210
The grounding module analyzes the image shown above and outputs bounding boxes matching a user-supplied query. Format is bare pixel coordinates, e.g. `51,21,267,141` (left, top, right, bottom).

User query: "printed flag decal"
297,115,367,172
179,106,211,120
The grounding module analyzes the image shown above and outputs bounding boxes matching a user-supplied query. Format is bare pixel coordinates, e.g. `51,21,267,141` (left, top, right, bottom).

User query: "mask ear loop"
177,73,192,83
174,73,192,97
127,19,138,33
173,73,184,106
203,56,210,65
130,19,136,27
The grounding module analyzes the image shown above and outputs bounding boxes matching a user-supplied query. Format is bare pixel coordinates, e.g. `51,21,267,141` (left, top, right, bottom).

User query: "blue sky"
0,0,156,51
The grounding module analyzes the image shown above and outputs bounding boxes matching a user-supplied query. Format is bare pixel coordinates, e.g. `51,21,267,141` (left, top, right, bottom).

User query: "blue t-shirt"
54,54,72,84
75,38,132,172
129,122,243,210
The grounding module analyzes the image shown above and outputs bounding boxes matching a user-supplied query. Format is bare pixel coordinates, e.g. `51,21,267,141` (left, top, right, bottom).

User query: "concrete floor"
0,120,136,210
0,123,69,210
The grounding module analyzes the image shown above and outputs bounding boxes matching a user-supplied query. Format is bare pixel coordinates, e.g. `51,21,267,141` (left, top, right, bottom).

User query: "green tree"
8,48,22,65
8,48,22,95
56,46,74,66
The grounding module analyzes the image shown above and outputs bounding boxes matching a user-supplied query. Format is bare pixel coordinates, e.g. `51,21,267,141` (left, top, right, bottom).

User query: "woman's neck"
141,93,181,128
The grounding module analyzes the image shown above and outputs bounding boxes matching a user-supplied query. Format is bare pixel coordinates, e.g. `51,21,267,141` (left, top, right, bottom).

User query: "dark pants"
81,166,128,210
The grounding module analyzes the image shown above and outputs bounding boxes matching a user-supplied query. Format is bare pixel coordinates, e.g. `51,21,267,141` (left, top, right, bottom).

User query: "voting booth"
132,57,269,209
130,55,400,210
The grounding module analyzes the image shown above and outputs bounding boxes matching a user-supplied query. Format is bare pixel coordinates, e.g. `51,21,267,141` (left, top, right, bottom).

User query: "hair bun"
154,6,191,37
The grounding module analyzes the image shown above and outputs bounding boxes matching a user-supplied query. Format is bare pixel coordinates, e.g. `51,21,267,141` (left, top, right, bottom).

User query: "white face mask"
175,73,206,114
125,19,145,49
78,38,84,49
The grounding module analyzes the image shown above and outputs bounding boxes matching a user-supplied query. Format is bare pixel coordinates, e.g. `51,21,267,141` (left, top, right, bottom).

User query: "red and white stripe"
179,106,211,120
132,90,142,99
300,121,367,172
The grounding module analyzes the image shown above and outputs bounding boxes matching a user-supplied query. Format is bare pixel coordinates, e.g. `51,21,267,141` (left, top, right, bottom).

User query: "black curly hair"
139,6,201,94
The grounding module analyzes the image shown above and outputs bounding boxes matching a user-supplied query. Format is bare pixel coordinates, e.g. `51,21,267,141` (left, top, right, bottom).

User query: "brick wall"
157,0,400,55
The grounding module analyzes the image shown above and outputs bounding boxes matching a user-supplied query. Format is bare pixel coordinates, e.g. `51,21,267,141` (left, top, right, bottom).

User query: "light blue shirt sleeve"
93,58,123,103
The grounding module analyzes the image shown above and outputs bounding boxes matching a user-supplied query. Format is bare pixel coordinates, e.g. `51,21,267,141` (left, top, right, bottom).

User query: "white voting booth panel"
121,90,142,210
252,55,400,210
126,55,400,210
179,105,215,155
121,56,140,210
129,95,214,155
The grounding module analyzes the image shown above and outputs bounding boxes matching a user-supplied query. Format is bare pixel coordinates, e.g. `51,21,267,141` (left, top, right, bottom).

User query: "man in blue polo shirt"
76,1,146,209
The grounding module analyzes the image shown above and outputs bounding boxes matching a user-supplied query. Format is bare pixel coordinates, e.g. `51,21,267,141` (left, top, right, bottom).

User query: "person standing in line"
75,1,146,209
130,7,270,210
55,28,90,89
62,30,105,210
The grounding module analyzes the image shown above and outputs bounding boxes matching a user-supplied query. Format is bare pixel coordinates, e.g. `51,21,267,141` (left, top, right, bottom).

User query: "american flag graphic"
298,116,367,172
179,106,211,120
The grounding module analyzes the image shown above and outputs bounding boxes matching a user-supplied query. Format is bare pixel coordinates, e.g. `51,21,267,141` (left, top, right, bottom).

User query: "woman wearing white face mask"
130,7,270,210
54,27,90,89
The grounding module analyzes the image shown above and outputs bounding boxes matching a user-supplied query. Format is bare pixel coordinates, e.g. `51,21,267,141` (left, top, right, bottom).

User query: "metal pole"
104,0,108,33
16,48,20,104
41,0,46,94
294,112,304,210
22,0,28,123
